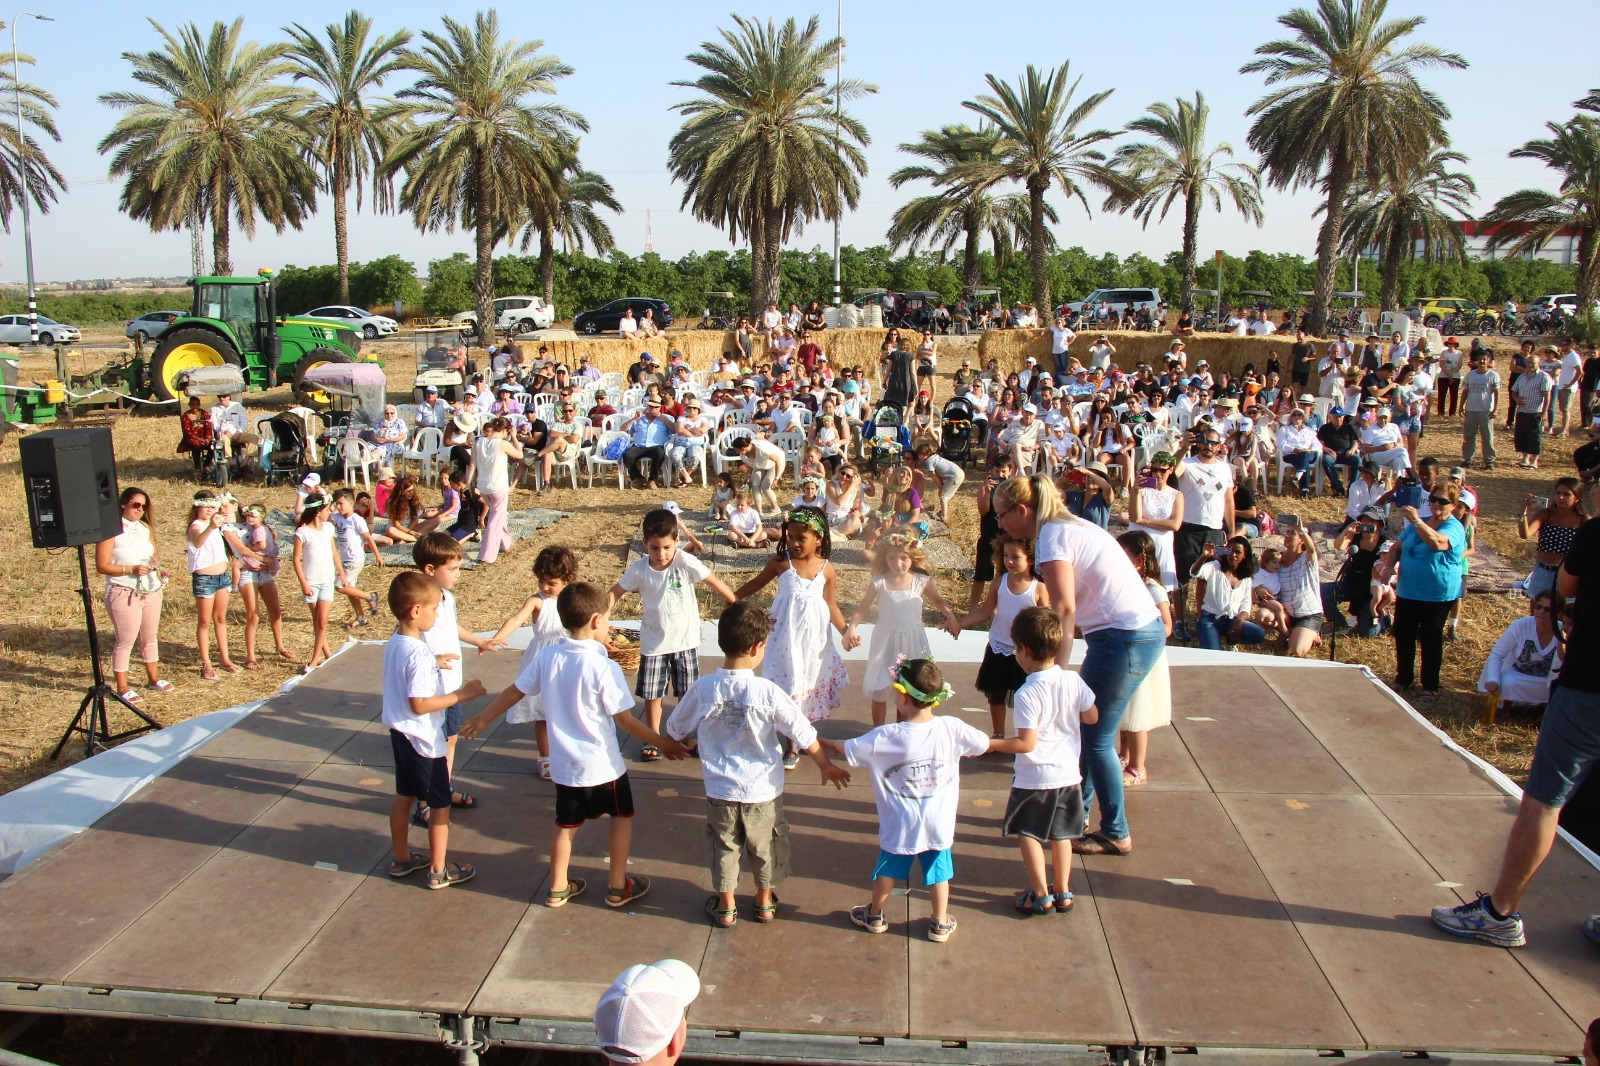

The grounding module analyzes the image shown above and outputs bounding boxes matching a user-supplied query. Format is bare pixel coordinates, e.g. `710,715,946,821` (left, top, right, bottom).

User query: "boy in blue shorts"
824,658,989,943
382,571,486,889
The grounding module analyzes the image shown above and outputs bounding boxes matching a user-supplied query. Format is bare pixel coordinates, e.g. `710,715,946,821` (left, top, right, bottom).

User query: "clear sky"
6,0,1595,286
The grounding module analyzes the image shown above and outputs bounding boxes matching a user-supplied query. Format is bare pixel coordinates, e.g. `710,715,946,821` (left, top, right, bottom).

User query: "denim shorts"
1395,415,1422,435
191,571,230,599
1521,684,1600,808
303,581,335,604
872,847,953,886
445,702,462,738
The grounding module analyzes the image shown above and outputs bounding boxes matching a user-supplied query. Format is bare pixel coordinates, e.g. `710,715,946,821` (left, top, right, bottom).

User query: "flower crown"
890,653,953,707
881,530,922,552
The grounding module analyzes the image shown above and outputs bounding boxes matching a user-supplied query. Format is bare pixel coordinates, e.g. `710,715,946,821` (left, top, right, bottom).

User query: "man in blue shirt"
623,399,674,488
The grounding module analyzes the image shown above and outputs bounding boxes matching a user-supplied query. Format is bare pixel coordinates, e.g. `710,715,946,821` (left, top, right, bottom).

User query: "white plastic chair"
340,437,380,491
621,387,646,410
714,426,755,474
585,431,628,489
403,426,445,484
393,404,419,434
541,441,583,491
598,372,626,393
533,392,560,409
600,413,623,435
772,428,808,483
793,407,814,428
722,408,752,428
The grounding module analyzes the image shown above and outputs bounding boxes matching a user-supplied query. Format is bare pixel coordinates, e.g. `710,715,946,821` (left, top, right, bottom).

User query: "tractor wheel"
292,347,352,409
150,328,241,403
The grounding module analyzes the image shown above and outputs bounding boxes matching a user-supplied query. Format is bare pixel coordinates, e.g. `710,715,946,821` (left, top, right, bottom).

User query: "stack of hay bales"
978,329,1295,379
516,328,901,377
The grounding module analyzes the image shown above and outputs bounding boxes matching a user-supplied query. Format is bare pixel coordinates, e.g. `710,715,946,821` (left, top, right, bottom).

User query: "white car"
302,305,399,339
0,313,79,346
452,295,554,335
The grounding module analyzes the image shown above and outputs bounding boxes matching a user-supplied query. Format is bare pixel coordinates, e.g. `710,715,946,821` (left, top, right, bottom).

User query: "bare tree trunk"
1312,149,1354,337
1028,179,1050,313
211,188,230,276
960,207,981,291
1179,188,1200,313
334,155,351,305
1379,223,1407,312
748,210,770,319
1575,226,1599,312
539,223,556,308
473,152,496,348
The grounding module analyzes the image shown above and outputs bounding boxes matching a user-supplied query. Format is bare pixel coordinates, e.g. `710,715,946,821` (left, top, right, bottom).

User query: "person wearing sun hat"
594,959,701,1064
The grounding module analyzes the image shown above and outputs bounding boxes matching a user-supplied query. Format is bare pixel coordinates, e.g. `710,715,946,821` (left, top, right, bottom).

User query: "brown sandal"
1072,831,1132,856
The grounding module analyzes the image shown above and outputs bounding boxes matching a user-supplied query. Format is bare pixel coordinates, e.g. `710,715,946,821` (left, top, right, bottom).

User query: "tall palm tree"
1339,147,1474,312
960,63,1119,314
0,55,65,235
1107,92,1263,314
285,11,412,304
886,124,1051,289
1577,89,1599,113
1479,117,1600,311
382,11,584,346
1241,0,1465,336
669,15,874,317
99,18,317,275
516,153,622,306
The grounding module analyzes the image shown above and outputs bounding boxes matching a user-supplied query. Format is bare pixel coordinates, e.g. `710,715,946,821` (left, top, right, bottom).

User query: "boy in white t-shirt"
462,582,688,909
990,607,1098,915
330,488,383,625
382,571,488,889
824,658,990,943
485,545,579,781
412,533,506,827
666,600,850,927
610,509,736,760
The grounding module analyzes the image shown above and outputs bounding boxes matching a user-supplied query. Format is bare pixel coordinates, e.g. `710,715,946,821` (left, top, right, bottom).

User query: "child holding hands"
954,535,1048,738
487,545,579,780
845,531,961,726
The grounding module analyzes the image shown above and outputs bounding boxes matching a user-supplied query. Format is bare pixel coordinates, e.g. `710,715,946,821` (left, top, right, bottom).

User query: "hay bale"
516,327,904,377
976,329,1298,380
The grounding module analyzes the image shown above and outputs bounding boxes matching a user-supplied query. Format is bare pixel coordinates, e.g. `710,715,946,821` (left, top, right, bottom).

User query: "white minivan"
1061,287,1163,317
452,295,554,335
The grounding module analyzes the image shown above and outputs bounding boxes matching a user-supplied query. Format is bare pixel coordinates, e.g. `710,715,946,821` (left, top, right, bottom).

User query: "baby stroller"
939,396,975,465
863,403,910,475
260,412,310,486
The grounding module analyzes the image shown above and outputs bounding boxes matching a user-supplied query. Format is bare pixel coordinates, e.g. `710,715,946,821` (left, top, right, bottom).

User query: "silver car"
301,304,399,339
0,313,79,345
125,310,183,343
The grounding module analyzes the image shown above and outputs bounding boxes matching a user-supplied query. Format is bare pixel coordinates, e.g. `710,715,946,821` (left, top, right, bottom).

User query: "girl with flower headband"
292,493,346,675
733,506,850,762
237,502,294,668
846,532,961,726
187,490,239,680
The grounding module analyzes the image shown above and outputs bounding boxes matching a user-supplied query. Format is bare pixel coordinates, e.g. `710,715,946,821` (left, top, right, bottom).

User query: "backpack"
603,435,627,462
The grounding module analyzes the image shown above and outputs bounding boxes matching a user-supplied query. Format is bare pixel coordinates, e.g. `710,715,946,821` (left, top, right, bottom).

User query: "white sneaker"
537,757,551,781
1431,893,1525,948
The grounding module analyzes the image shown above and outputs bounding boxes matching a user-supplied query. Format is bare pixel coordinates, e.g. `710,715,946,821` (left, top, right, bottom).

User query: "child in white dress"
487,546,579,780
845,532,960,726
1115,530,1172,786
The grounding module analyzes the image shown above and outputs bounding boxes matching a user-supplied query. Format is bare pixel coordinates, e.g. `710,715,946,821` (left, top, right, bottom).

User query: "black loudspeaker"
20,427,121,548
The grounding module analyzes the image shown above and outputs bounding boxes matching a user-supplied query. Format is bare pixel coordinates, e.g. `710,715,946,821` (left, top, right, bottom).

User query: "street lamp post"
12,11,51,346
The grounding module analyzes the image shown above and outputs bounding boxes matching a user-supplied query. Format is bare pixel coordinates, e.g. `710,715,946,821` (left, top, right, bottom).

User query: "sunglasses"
1532,604,1552,614
125,500,147,510
1429,496,1452,506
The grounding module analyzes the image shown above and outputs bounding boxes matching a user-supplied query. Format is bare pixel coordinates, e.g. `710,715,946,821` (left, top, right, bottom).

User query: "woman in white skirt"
1127,451,1183,591
1115,530,1172,786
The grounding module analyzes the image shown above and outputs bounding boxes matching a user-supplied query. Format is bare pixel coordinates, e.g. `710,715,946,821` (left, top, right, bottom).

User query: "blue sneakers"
1431,893,1526,948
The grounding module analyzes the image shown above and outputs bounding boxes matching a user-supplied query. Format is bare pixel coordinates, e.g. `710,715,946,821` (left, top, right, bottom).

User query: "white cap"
594,959,701,1064
1025,356,1037,364
1022,403,1038,414
663,501,682,515
301,473,321,488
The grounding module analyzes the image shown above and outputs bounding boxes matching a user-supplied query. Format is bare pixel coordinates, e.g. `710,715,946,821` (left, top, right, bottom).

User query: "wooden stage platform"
0,642,1596,1064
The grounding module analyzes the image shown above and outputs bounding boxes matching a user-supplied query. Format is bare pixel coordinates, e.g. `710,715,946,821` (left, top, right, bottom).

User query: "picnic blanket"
266,507,571,569
628,511,973,577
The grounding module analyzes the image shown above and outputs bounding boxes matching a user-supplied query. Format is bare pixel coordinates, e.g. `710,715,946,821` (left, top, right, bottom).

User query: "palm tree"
1107,92,1263,315
960,63,1119,314
285,11,412,304
669,15,874,317
1339,147,1474,312
1479,117,1600,311
516,153,622,307
99,18,317,275
1241,0,1465,336
886,125,1051,289
0,55,65,236
382,11,584,346
1577,89,1599,113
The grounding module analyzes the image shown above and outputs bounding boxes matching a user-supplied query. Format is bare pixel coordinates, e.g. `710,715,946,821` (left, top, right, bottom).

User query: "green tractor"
146,269,366,406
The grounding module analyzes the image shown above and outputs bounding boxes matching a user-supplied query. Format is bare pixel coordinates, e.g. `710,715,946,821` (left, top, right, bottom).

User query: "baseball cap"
425,384,438,393
594,959,700,1064
1329,405,1346,417
663,501,682,515
1025,356,1037,364
1022,403,1038,414
300,472,321,489
1449,466,1468,480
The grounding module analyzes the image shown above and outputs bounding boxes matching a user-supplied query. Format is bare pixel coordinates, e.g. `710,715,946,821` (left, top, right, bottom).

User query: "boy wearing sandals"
665,601,851,928
989,607,1098,915
609,508,736,760
461,581,689,909
823,658,989,943
383,571,487,889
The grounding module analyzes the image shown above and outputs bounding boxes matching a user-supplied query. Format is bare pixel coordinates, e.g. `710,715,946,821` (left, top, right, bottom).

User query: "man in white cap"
1018,356,1038,395
209,390,257,474
999,401,1045,472
416,384,452,429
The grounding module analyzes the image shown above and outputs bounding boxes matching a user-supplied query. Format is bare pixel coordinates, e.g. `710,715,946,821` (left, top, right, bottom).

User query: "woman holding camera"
1190,537,1268,651
1517,477,1586,599
1325,508,1388,637
1378,480,1467,699
96,486,172,703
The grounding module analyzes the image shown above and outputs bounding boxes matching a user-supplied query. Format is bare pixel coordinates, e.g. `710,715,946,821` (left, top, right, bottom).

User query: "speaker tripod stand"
52,544,163,760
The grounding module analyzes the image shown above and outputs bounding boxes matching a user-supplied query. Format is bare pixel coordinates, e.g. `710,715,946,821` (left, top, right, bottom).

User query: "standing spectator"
1459,349,1500,470
1288,330,1314,391
1581,342,1600,428
1429,510,1600,950
1172,427,1235,638
1556,338,1583,435
1377,480,1466,700
1507,339,1534,430
1088,334,1115,372
472,417,521,565
1435,337,1464,416
1050,316,1077,378
1518,478,1587,599
96,487,172,702
1512,353,1554,469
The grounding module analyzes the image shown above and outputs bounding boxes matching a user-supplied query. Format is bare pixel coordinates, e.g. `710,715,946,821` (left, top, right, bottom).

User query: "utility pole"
12,11,52,345
830,0,842,308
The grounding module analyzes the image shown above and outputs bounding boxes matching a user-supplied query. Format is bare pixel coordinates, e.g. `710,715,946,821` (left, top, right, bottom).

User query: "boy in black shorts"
462,582,688,908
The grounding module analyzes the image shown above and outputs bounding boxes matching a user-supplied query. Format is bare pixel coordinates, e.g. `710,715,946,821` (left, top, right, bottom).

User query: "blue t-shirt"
1397,517,1465,602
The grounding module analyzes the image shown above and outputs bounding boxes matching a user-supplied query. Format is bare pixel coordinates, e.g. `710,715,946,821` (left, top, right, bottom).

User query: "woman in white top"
1127,451,1183,589
668,398,714,487
824,463,866,536
994,473,1165,856
474,416,522,565
95,486,172,701
1478,590,1563,707
186,490,238,679
1191,536,1268,651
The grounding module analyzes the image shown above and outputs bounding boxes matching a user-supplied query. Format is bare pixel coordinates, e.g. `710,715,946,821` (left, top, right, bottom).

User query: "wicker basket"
606,630,641,673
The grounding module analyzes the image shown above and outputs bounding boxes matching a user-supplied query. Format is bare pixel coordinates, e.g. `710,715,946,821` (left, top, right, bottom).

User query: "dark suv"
572,298,673,335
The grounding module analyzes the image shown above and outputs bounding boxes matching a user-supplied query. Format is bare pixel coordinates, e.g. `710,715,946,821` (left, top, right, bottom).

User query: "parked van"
1061,287,1163,317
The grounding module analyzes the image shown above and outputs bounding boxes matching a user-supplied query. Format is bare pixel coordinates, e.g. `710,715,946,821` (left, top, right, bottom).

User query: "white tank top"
186,520,227,573
989,576,1038,655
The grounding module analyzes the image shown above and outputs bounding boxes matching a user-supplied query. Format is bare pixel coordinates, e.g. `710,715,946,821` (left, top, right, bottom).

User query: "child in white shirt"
1251,547,1290,635
486,545,579,781
665,601,849,927
991,607,1099,914
824,658,990,943
381,571,487,889
726,491,767,548
463,582,688,910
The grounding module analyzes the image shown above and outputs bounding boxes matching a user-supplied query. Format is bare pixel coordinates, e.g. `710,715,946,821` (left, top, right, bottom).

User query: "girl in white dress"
733,506,851,767
955,534,1049,737
1115,530,1172,786
1126,451,1184,590
845,532,960,726
487,545,579,780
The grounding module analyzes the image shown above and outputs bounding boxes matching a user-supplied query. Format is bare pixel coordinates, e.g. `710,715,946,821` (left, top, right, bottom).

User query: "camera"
1529,496,1550,511
1356,521,1378,534
1277,514,1300,529
1395,473,1420,488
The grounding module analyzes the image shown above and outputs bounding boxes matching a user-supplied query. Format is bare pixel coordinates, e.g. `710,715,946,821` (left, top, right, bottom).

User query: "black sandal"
705,895,738,928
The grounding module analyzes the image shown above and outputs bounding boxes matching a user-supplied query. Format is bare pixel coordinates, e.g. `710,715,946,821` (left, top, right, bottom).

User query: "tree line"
1,2,1596,341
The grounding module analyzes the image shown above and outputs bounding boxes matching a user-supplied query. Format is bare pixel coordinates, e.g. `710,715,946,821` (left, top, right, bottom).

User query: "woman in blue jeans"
994,473,1166,856
1190,537,1268,650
